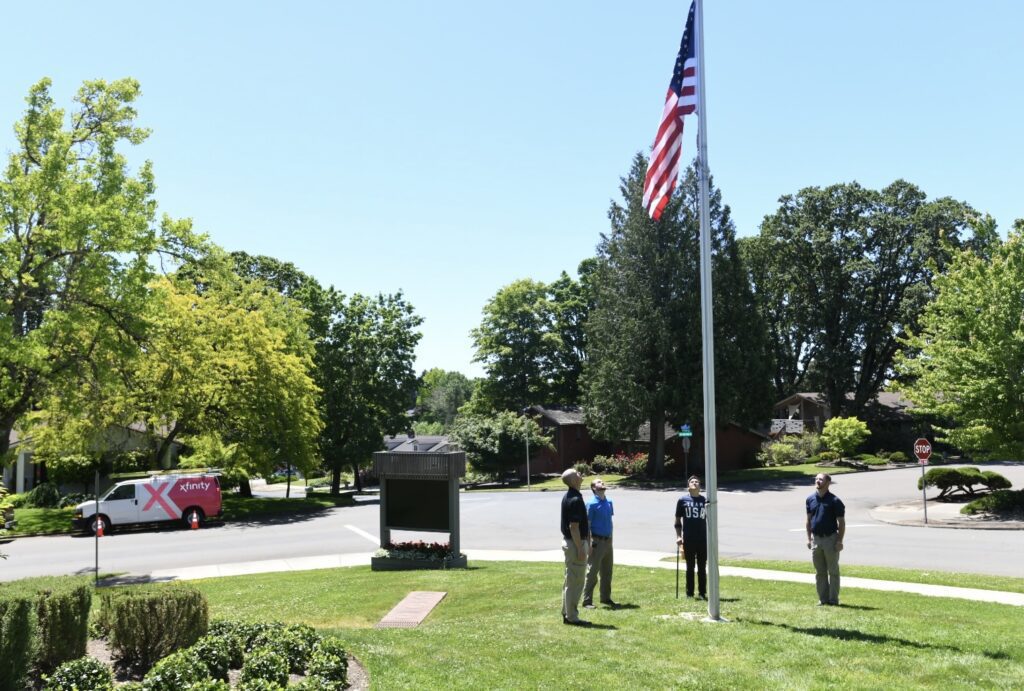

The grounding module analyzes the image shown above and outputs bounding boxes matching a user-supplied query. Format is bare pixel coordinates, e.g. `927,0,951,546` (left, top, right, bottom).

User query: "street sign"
914,438,932,465
681,437,691,453
679,424,692,438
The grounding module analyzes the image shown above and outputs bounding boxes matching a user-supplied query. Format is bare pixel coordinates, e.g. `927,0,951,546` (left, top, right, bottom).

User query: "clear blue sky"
3,1,1022,377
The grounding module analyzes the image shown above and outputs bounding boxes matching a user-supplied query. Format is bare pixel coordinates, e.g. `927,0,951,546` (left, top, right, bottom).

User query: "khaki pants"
562,538,589,621
583,537,613,604
811,532,841,604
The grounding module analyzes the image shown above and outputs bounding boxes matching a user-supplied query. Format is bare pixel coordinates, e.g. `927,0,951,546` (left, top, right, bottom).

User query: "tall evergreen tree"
582,154,772,476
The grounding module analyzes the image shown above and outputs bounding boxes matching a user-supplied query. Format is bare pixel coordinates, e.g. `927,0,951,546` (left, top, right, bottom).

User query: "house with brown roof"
771,391,921,452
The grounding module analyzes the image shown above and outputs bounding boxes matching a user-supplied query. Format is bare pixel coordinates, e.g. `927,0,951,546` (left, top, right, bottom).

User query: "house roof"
382,434,453,453
527,405,585,426
772,391,915,419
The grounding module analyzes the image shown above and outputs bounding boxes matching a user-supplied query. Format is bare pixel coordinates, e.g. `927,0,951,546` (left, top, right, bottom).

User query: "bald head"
561,468,582,490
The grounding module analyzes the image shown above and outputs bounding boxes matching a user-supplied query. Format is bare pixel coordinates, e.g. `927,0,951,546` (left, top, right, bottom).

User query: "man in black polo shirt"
560,468,590,625
805,473,846,606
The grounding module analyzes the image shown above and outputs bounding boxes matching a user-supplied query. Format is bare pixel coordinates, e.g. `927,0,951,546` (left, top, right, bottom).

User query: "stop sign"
913,438,932,464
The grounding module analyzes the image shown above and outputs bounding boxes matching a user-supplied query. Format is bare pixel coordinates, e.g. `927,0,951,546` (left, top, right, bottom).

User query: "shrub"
25,481,62,508
241,646,289,687
26,577,92,673
189,635,232,681
250,624,311,674
142,648,210,691
206,620,246,667
185,681,232,691
592,452,648,476
816,450,840,463
572,461,593,476
5,492,29,508
0,591,34,691
855,454,887,466
58,492,93,509
757,440,799,467
44,656,114,691
821,417,870,457
981,471,1012,491
918,466,986,498
888,451,909,464
961,489,1024,516
308,638,348,687
237,678,286,691
102,584,209,672
790,433,823,460
294,676,344,690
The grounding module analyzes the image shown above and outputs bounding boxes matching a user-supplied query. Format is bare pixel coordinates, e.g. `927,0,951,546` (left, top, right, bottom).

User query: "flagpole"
694,0,722,622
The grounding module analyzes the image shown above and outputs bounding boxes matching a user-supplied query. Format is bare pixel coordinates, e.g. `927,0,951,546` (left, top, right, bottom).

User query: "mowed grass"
190,561,1024,689
10,506,74,535
720,558,1024,595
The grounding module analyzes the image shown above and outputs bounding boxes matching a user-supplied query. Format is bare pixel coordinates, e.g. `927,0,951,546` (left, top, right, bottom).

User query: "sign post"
678,425,692,478
914,438,932,524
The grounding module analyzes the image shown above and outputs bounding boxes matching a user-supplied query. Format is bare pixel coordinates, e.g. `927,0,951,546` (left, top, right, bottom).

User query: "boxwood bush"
43,656,114,691
189,634,232,680
142,648,210,691
918,466,987,497
981,470,1012,491
962,489,1024,516
307,637,348,687
241,646,289,687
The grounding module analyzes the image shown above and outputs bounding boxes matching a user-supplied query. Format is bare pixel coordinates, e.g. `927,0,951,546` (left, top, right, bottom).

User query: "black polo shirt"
806,491,845,536
561,487,590,540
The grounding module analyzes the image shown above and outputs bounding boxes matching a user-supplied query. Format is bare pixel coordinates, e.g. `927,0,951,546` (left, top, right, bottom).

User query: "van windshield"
101,484,136,501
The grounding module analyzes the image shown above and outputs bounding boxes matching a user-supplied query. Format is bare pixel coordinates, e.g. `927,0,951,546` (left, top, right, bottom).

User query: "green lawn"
719,462,857,484
188,561,1024,689
718,558,1024,595
10,507,74,535
8,494,357,536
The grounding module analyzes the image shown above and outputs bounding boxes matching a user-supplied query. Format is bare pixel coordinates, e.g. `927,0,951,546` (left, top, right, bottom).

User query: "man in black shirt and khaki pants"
560,468,590,625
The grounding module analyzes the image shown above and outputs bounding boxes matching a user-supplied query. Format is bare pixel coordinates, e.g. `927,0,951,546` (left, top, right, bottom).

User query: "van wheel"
91,515,111,535
183,508,205,528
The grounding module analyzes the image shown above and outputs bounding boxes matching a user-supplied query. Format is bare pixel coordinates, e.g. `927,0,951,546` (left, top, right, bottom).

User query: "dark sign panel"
384,479,450,531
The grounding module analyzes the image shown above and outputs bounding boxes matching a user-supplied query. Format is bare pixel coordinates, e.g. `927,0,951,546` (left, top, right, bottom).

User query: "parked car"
72,472,222,534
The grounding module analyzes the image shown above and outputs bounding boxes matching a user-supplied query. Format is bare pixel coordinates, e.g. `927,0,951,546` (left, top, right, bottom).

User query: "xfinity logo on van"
179,481,211,492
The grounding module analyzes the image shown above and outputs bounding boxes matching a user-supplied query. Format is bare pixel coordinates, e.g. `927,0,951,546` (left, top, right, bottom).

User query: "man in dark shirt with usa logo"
806,473,846,606
674,476,707,599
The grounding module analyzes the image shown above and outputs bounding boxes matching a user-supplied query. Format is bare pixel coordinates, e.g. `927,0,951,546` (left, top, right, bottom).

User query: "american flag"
643,1,697,221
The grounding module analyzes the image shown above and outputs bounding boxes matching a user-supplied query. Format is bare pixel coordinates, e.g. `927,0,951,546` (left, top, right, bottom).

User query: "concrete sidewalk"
145,547,1024,607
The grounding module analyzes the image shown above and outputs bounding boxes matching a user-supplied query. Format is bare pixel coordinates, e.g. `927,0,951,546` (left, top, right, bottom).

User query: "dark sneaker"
600,600,619,608
563,617,591,626
582,601,596,609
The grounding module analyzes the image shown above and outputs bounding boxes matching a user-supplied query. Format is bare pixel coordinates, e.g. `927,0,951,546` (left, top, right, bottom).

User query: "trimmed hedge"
0,590,34,691
101,583,208,672
308,637,348,688
2,575,92,678
918,466,987,497
189,634,232,681
43,656,114,691
962,489,1024,516
981,470,1013,491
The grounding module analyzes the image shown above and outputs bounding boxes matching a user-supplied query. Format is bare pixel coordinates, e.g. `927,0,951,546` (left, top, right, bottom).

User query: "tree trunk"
285,462,291,499
331,466,341,495
352,462,364,492
238,477,253,498
651,409,665,478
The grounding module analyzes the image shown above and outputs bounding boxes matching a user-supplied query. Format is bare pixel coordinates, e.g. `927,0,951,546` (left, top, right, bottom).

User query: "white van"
73,472,222,534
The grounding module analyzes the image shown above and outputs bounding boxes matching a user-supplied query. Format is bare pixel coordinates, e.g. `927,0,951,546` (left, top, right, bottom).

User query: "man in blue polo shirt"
582,478,617,609
806,473,846,606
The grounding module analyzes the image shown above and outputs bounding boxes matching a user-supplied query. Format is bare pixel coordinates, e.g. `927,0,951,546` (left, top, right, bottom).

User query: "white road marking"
345,524,380,545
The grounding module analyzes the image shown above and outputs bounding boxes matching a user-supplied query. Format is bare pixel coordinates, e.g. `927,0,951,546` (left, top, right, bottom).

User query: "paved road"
2,463,1022,581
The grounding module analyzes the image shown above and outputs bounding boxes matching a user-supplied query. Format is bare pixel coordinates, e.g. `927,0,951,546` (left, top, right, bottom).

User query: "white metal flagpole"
694,0,722,622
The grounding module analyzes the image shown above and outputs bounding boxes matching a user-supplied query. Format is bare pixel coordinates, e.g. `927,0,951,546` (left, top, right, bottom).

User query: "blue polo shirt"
806,491,845,536
587,495,614,538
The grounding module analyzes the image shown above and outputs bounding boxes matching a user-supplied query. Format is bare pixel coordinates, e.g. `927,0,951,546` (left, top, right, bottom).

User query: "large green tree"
0,78,196,456
469,266,592,412
896,222,1024,457
448,411,552,480
416,368,474,429
229,253,423,494
744,180,976,416
319,292,422,492
582,155,772,476
30,257,323,493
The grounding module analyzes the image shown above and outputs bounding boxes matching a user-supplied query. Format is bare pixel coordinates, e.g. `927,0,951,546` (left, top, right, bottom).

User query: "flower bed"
371,541,467,570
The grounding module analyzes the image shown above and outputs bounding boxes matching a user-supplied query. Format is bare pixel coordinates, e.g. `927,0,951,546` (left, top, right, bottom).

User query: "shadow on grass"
752,619,1011,660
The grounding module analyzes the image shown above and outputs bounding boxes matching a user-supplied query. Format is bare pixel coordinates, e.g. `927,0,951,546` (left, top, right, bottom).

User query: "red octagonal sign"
914,438,932,464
